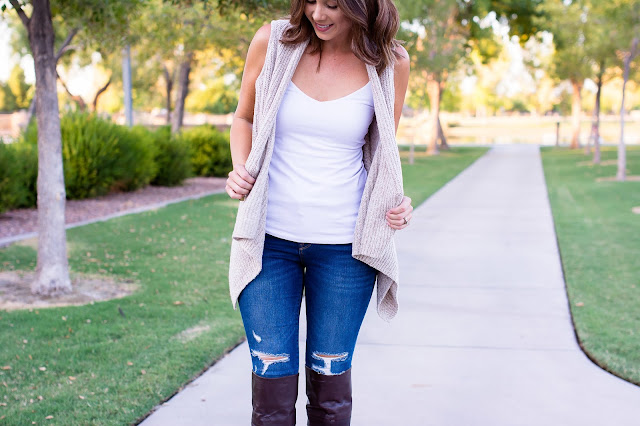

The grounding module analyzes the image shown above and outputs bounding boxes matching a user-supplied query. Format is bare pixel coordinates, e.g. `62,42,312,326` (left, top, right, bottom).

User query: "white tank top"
265,79,375,244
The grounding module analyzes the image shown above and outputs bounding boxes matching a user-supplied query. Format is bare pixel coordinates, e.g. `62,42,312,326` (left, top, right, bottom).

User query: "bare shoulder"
243,23,272,77
250,23,272,56
393,44,410,77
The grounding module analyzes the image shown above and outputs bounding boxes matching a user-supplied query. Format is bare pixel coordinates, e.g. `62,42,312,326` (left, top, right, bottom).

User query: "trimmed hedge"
150,126,192,186
0,141,37,213
114,125,158,191
0,116,231,213
182,124,232,177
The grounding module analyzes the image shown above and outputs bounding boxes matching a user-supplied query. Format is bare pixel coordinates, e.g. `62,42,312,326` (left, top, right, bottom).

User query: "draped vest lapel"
231,28,309,241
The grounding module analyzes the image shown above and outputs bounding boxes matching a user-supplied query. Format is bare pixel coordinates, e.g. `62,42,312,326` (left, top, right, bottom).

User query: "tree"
537,0,594,149
0,82,18,111
132,0,270,133
574,0,618,163
607,0,640,181
7,64,32,109
1,0,141,296
397,0,541,154
398,0,469,154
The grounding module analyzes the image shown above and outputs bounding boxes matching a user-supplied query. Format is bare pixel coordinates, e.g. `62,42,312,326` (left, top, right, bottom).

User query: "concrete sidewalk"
139,145,640,426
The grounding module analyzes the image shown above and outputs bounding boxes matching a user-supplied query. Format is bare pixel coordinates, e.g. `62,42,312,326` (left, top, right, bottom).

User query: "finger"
387,197,412,215
235,165,256,184
229,173,254,191
227,178,251,195
226,184,242,200
386,216,404,228
386,211,405,221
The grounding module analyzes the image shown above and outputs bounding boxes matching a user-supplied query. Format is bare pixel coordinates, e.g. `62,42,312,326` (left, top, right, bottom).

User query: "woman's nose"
312,4,326,21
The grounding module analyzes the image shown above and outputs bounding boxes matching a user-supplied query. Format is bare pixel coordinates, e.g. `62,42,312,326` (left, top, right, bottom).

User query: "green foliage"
7,64,32,109
59,112,121,199
535,0,594,84
0,82,18,112
113,125,159,191
11,141,38,208
0,141,37,212
0,142,20,213
181,124,232,177
19,113,166,201
150,125,192,186
186,78,239,114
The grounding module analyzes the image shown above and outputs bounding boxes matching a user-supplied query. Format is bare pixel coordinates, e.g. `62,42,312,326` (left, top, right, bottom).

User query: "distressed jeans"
238,233,376,378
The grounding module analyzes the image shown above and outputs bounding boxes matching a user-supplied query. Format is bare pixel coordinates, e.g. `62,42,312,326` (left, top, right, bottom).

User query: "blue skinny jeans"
238,233,376,378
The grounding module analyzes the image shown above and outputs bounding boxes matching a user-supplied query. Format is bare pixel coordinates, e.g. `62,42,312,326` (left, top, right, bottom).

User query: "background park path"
139,145,640,426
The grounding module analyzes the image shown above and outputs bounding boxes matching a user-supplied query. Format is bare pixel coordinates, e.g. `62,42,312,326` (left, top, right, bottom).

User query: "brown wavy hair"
281,0,403,74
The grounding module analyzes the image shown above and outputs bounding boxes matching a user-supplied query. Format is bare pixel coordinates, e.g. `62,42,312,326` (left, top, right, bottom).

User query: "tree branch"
92,75,112,112
56,70,87,111
55,28,79,62
9,0,30,28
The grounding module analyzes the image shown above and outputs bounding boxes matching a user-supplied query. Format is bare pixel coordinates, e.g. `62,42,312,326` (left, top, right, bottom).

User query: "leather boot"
251,372,299,426
305,366,352,426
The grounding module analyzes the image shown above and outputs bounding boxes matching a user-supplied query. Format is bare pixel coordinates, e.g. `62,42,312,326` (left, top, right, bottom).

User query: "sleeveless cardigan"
229,19,404,321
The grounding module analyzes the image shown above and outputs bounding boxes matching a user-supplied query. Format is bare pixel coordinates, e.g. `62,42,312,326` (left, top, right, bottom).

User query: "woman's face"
304,0,352,43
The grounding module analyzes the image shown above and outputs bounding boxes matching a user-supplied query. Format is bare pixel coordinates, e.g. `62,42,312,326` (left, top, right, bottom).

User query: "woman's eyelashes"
306,0,339,9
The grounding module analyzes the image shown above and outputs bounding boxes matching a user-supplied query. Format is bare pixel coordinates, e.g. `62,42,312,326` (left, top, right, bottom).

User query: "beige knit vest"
229,19,404,321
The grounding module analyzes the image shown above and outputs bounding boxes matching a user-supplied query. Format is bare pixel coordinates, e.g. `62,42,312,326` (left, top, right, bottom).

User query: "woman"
225,0,411,424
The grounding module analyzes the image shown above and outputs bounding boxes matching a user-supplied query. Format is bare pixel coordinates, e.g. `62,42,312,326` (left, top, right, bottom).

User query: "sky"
0,20,35,84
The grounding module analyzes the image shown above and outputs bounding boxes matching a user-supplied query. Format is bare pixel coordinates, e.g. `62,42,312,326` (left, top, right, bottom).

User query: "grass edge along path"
0,146,487,425
541,146,640,387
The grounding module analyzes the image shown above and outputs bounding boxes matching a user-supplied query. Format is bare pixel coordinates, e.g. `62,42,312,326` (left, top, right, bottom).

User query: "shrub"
150,126,192,186
21,113,160,199
112,125,158,191
60,112,121,199
0,141,37,212
0,142,19,213
11,142,38,208
182,125,232,177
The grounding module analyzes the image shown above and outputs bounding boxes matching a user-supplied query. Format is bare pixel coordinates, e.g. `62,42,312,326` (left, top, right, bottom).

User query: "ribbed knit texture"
229,19,404,321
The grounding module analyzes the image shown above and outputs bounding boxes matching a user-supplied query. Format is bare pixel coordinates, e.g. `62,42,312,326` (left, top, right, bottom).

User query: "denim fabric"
238,233,376,378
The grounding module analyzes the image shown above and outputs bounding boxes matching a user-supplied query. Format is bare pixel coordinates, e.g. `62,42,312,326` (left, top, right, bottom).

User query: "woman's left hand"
386,196,413,230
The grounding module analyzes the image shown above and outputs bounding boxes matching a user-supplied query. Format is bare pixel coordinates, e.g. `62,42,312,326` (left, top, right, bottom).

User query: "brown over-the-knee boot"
305,366,352,426
251,372,299,426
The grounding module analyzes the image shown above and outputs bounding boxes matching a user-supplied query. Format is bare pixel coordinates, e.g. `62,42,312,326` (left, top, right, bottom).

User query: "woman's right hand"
226,164,256,200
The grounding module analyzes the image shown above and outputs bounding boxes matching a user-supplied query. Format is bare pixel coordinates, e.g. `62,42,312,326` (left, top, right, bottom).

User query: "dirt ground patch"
576,159,618,166
595,175,640,182
0,271,139,311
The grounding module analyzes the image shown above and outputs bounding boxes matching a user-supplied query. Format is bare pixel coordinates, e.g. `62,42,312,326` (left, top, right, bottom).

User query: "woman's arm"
386,45,413,229
225,23,271,200
393,45,410,134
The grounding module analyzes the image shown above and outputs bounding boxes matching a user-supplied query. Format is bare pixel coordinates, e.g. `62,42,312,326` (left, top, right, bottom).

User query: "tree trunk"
570,79,582,149
163,65,173,125
436,80,449,150
171,52,194,134
22,27,77,127
426,74,440,155
437,115,449,150
25,94,36,128
617,37,639,181
26,0,71,295
122,45,133,127
92,76,112,112
592,69,603,164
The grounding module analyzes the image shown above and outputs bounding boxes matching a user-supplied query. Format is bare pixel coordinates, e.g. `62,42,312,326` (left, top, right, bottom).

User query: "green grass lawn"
541,146,640,386
0,146,487,425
